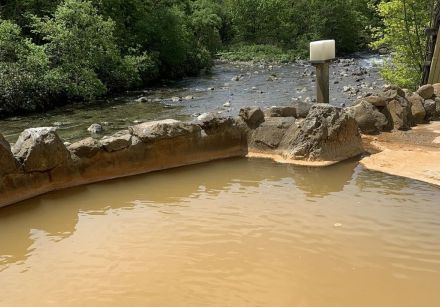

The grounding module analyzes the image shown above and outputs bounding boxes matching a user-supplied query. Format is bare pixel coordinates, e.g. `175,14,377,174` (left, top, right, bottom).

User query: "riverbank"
0,54,385,144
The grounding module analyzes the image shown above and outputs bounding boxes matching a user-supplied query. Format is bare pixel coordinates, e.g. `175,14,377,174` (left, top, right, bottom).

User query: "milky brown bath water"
0,158,439,307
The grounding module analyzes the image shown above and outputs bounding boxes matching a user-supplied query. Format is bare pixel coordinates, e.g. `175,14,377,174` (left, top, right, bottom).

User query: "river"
0,53,386,144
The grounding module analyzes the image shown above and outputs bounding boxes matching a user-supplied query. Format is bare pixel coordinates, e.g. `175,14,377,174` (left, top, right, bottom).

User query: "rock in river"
87,123,103,134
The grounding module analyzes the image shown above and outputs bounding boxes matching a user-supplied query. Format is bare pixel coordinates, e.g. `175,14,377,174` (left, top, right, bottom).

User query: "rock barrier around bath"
347,83,440,135
0,104,363,207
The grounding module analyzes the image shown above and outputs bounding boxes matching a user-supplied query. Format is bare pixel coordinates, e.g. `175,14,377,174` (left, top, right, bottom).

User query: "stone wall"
0,104,364,208
346,83,440,135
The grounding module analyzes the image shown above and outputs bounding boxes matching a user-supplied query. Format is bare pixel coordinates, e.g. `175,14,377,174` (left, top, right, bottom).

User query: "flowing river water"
1,158,440,306
0,53,386,144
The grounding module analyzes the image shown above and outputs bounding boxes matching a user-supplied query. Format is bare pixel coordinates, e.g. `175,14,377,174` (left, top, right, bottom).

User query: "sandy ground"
247,152,339,167
360,122,440,187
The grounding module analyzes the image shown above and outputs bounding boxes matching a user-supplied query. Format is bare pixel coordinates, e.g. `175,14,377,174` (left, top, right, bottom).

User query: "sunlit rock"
12,127,70,172
0,133,18,175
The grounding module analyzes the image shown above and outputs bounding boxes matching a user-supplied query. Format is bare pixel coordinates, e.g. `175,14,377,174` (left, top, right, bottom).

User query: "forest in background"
0,0,433,115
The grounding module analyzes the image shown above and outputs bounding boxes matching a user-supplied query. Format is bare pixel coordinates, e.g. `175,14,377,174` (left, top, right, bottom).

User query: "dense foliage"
0,0,431,113
371,0,432,89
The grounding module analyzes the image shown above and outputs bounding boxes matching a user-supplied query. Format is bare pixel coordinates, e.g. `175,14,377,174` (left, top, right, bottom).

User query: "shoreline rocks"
0,102,365,208
348,83,440,135
1,82,440,208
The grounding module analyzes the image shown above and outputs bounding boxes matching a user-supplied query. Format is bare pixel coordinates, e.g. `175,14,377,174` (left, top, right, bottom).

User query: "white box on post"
310,40,336,104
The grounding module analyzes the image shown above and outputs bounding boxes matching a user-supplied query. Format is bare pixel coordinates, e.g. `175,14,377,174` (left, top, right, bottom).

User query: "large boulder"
196,113,237,135
424,99,437,120
12,127,70,172
406,92,426,124
384,99,412,130
68,137,101,158
129,119,201,142
284,104,364,161
249,117,296,151
417,84,435,99
238,107,265,129
364,95,386,107
346,100,388,134
264,106,297,118
0,133,18,175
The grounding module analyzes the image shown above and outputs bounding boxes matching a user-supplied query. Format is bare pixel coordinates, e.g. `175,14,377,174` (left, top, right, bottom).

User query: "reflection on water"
0,158,439,307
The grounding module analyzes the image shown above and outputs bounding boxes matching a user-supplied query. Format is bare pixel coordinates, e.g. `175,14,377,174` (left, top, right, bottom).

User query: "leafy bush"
371,0,431,89
0,19,51,113
219,44,298,63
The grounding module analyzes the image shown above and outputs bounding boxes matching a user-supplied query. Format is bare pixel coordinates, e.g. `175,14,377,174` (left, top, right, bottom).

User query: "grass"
218,44,304,63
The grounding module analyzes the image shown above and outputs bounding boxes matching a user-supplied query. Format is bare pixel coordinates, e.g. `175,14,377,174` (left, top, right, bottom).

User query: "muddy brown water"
0,158,439,306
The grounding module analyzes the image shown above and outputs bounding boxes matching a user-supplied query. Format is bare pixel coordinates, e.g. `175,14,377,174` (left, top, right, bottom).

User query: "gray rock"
435,97,440,119
101,132,132,152
250,117,296,150
382,86,405,101
68,137,101,158
417,84,434,99
12,127,70,172
285,104,364,161
293,101,313,118
0,133,18,175
384,85,405,97
364,95,386,107
346,100,388,134
385,99,412,130
264,106,297,118
195,113,236,136
343,86,352,93
406,92,426,124
424,99,437,120
129,119,201,142
238,107,265,129
87,123,103,134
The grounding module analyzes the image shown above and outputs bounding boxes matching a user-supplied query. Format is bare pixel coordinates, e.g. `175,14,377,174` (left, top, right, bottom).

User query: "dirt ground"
361,121,440,187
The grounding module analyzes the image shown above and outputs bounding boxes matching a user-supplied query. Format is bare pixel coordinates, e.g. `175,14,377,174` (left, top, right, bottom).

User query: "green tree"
31,0,120,99
371,0,431,88
0,19,50,113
